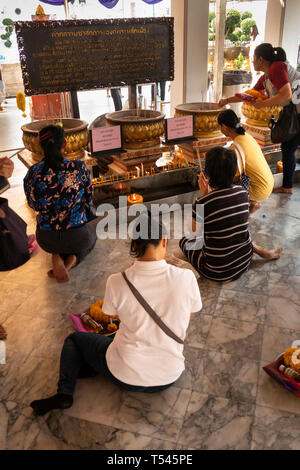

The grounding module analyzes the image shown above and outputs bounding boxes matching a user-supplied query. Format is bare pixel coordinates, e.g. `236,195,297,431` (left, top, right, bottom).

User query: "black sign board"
15,17,174,96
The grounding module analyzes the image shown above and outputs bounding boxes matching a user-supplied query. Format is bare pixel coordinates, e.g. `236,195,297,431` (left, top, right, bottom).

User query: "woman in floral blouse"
24,125,97,282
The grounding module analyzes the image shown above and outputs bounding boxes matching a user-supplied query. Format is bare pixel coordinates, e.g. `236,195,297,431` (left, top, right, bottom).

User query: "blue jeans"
281,115,300,188
57,332,175,396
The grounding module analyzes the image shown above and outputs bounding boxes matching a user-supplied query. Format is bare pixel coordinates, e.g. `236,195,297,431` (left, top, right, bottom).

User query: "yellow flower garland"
16,91,27,118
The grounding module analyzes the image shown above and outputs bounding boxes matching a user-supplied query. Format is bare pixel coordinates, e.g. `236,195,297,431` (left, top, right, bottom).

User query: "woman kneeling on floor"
180,147,282,283
24,125,96,282
217,109,274,216
30,214,202,416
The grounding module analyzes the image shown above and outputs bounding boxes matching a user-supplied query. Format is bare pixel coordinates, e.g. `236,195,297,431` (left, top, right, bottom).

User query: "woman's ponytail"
255,43,287,63
39,125,65,172
218,109,245,135
273,47,287,62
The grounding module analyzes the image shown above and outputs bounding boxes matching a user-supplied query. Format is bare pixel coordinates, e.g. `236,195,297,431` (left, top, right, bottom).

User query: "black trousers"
36,223,96,266
57,332,175,396
280,114,300,188
110,88,122,111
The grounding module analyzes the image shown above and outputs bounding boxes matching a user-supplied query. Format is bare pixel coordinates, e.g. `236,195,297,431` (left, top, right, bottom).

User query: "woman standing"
219,43,300,194
218,109,274,215
24,125,97,283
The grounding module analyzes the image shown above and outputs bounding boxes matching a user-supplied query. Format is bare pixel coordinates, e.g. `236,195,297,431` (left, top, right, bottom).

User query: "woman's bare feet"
249,201,262,216
48,254,77,282
52,254,70,283
64,254,77,271
253,243,283,260
273,187,293,194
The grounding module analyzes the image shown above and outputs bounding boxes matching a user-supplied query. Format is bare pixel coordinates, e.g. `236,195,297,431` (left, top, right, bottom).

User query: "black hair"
39,125,65,172
217,109,245,135
205,146,237,189
254,43,287,63
130,211,167,258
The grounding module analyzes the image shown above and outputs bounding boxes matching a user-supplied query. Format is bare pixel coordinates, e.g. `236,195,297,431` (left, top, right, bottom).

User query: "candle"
127,193,143,206
135,166,140,178
126,172,130,180
141,163,144,176
145,171,149,176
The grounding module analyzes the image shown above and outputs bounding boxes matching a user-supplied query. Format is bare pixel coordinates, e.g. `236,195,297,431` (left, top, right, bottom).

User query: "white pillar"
170,0,209,115
281,0,300,68
264,0,285,47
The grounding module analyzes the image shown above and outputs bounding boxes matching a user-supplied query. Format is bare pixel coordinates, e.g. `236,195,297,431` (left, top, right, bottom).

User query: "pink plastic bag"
68,313,90,333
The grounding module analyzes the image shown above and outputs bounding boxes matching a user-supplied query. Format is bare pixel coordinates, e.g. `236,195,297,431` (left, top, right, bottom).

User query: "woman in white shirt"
30,214,202,415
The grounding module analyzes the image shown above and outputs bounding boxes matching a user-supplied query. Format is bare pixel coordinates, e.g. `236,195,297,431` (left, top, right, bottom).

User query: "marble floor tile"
64,376,123,428
67,268,108,297
220,269,270,296
266,273,300,305
112,386,191,442
13,284,77,321
65,292,98,314
46,413,177,450
65,376,191,443
256,361,300,415
0,280,35,323
1,353,60,404
2,311,73,362
251,405,300,450
261,325,300,363
0,402,8,450
174,347,203,391
177,392,255,450
265,295,300,330
206,317,264,361
193,350,259,403
5,403,78,450
214,290,267,324
185,314,213,350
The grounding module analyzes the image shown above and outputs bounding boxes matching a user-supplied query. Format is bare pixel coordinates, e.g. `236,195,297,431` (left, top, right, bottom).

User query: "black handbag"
269,102,300,143
85,200,98,222
0,198,30,271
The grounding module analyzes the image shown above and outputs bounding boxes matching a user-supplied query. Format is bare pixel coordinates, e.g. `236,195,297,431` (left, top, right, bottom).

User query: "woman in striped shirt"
180,147,282,282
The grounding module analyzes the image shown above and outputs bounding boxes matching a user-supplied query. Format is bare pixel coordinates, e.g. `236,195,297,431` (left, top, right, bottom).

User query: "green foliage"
235,53,245,69
209,12,216,23
241,18,256,36
2,18,13,26
225,9,241,38
240,34,251,43
241,11,253,20
209,33,215,41
1,18,14,49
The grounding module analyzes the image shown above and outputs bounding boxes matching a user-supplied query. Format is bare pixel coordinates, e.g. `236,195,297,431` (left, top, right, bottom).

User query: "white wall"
282,0,300,67
170,0,209,112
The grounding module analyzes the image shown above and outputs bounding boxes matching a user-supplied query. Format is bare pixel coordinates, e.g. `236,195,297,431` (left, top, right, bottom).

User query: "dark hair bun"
217,109,245,135
254,43,287,63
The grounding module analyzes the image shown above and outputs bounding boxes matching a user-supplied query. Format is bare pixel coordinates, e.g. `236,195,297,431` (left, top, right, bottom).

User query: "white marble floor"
1,152,300,450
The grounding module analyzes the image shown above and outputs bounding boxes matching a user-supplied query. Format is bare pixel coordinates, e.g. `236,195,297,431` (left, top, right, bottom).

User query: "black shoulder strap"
121,271,184,344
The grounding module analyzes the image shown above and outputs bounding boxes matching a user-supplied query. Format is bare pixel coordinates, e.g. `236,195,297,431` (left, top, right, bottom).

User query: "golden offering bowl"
174,102,225,138
21,118,89,162
105,109,165,149
241,102,282,127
